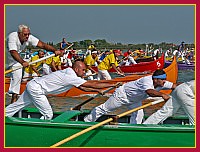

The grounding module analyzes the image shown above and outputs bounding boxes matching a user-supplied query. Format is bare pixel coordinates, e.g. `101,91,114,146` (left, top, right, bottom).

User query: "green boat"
5,108,195,147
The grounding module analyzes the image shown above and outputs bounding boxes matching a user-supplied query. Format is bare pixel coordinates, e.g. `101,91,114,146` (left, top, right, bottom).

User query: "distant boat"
165,60,195,70
91,54,165,73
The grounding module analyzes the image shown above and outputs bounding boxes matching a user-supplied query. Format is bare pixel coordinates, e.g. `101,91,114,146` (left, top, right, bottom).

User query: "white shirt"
165,50,170,57
185,80,195,94
153,49,159,56
6,32,39,66
172,50,178,56
33,68,86,95
124,75,173,102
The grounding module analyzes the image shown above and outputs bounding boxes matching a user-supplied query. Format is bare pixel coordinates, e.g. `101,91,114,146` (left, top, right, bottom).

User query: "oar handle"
64,43,74,51
30,54,55,64
5,54,55,75
22,75,42,80
71,83,122,111
5,65,23,74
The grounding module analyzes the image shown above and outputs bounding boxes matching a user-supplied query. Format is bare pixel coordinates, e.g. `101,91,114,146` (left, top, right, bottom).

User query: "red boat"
92,54,164,73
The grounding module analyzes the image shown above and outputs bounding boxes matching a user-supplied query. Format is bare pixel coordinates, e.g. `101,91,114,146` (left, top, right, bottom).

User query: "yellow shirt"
98,53,118,70
52,56,61,66
24,55,43,74
45,57,53,65
45,56,61,66
84,55,98,71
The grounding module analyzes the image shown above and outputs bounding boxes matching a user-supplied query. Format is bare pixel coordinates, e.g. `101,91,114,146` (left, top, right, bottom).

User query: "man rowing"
5,61,121,120
84,69,180,124
97,49,124,80
84,49,100,80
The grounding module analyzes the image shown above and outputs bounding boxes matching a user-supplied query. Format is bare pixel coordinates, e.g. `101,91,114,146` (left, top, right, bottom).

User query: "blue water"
177,70,195,82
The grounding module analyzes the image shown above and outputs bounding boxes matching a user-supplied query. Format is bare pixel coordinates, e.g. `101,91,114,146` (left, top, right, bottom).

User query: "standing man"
97,49,124,80
60,38,71,50
5,61,120,120
6,24,60,103
84,69,179,124
178,41,185,52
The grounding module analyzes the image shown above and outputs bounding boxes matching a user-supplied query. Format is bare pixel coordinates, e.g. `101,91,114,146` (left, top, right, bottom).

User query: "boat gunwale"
5,117,195,133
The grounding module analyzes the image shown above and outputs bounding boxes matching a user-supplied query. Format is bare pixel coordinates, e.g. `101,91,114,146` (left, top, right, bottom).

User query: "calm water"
5,69,195,117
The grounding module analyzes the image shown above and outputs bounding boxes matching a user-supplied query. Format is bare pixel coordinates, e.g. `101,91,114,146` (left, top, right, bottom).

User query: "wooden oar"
71,83,121,111
5,54,55,74
50,99,164,147
83,73,97,79
22,75,41,80
64,43,74,51
124,71,151,76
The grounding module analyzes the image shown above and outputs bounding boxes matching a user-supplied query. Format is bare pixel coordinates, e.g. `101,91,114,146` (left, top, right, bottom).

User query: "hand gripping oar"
82,73,97,79
50,99,164,147
71,83,121,111
5,54,55,74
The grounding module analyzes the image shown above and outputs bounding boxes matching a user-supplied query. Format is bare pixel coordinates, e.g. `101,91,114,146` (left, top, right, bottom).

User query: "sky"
5,5,195,45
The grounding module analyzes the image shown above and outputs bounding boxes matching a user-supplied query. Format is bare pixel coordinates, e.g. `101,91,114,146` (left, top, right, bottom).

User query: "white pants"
6,80,53,120
128,56,137,65
143,82,195,125
97,69,111,80
8,63,23,94
84,85,144,124
85,70,94,80
43,63,52,75
23,71,38,81
65,58,72,67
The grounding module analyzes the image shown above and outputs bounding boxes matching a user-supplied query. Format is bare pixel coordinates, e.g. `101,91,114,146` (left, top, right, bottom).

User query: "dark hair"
152,69,166,77
38,50,44,55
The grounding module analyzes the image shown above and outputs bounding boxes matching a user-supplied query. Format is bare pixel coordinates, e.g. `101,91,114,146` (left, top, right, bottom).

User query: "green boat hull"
5,109,195,147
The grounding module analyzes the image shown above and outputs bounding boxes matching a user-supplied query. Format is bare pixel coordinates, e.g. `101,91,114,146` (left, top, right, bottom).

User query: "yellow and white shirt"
24,55,43,74
84,55,98,71
98,53,118,70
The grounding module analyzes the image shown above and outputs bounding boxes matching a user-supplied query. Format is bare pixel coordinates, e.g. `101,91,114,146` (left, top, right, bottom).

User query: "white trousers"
143,82,195,125
8,63,23,94
84,85,144,124
85,70,94,80
128,56,137,65
97,69,111,80
43,63,52,75
6,80,53,120
64,58,72,67
23,71,38,81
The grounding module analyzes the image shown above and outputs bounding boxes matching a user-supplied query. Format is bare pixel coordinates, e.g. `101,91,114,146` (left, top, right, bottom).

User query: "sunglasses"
21,33,31,36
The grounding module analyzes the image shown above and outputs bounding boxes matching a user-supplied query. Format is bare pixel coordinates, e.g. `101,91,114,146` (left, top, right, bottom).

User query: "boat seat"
52,110,81,123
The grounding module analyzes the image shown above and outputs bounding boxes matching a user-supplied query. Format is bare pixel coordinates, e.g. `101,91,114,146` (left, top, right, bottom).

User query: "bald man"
6,61,120,120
